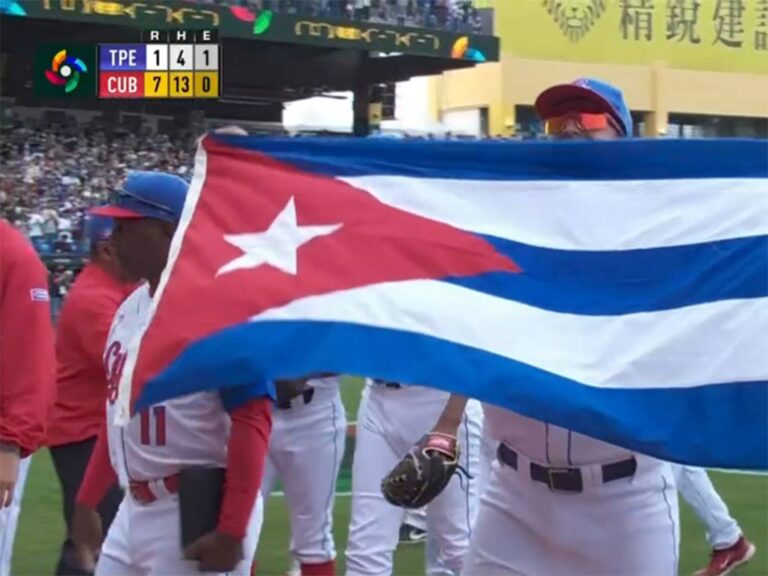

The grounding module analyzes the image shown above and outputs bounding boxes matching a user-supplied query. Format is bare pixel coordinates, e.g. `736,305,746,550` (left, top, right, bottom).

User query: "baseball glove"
380,433,462,509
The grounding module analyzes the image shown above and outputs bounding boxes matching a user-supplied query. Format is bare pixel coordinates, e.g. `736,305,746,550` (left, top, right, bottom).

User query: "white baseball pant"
345,385,481,576
95,491,263,575
464,454,680,575
672,465,742,549
258,385,346,566
0,456,31,576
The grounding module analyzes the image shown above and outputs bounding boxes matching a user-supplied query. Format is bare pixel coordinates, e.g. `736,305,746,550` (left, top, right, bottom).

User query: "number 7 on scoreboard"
144,71,169,98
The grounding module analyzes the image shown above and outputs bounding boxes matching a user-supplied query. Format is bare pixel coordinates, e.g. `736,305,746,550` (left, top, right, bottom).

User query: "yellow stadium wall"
431,0,768,137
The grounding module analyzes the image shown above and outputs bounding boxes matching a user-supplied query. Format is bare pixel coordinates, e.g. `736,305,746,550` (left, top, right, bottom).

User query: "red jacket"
0,219,56,457
48,263,135,447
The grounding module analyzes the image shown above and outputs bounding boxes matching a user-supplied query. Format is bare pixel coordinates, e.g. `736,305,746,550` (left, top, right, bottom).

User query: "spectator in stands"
47,214,134,576
0,118,194,256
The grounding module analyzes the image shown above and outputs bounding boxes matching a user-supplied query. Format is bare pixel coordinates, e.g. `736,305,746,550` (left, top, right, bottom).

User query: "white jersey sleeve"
103,284,231,484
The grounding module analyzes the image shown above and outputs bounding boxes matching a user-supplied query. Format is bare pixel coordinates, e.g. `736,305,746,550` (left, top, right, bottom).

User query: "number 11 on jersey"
140,406,167,446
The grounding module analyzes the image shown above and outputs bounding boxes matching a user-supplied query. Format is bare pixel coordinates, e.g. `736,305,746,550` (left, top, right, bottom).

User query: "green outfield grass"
11,378,768,575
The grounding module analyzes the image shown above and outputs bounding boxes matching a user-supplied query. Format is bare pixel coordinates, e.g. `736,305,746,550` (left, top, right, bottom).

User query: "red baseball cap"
534,78,632,136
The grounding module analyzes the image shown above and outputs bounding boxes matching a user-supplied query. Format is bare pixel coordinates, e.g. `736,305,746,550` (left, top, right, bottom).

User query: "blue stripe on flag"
213,135,768,181
445,234,768,315
137,320,768,470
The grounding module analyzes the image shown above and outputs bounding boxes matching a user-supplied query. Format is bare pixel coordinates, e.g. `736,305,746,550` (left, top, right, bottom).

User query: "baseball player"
0,218,57,576
345,380,482,576
396,408,498,546
255,376,347,576
47,214,133,576
460,79,680,575
71,171,271,574
673,465,755,576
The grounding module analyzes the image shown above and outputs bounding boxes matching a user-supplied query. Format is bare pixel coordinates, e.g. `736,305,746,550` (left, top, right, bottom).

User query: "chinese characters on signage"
618,0,766,49
755,0,768,50
666,0,702,43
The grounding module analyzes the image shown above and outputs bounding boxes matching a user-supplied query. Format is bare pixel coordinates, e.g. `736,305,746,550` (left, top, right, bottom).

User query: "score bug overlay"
98,29,220,99
34,44,98,99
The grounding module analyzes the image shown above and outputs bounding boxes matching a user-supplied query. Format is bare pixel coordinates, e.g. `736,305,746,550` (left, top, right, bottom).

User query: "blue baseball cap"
84,214,114,248
91,171,188,222
534,78,633,137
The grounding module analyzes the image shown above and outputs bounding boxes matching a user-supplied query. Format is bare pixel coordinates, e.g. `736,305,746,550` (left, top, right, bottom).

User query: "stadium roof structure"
0,1,499,132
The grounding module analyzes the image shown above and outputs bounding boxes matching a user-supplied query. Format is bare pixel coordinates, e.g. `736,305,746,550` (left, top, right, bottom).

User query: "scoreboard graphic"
35,30,220,100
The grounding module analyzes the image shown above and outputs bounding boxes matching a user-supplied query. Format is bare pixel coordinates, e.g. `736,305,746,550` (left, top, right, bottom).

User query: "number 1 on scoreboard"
145,45,168,71
194,44,219,71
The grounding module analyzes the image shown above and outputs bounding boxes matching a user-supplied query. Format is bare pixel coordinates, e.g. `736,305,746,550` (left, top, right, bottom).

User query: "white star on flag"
216,197,343,277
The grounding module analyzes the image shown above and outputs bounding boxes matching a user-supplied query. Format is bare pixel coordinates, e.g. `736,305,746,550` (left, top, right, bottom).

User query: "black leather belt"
496,443,637,493
276,388,315,410
373,379,402,389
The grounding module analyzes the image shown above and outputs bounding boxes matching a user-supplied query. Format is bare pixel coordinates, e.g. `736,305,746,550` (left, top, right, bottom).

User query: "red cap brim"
535,84,614,120
89,206,144,219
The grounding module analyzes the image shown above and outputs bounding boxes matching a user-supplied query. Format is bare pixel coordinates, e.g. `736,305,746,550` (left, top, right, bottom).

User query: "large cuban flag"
116,134,768,470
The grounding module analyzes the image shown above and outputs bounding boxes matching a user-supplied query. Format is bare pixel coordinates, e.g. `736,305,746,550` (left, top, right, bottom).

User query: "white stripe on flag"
253,280,768,390
340,176,768,250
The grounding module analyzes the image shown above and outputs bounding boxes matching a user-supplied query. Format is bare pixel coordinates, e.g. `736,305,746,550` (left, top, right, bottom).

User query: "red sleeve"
75,421,118,509
71,291,122,367
0,223,56,457
217,397,272,539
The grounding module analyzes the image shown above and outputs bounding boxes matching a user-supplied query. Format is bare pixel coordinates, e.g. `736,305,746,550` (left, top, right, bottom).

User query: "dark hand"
183,530,243,572
274,378,311,406
71,503,103,572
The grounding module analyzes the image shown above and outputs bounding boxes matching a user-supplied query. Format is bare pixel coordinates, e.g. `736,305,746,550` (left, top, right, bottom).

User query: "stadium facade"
428,0,768,138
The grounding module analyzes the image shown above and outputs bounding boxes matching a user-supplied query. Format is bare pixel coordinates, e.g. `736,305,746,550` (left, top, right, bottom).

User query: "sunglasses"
110,188,176,218
544,112,622,136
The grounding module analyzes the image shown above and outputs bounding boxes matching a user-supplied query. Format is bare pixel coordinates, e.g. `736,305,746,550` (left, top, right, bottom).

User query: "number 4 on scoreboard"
169,45,193,71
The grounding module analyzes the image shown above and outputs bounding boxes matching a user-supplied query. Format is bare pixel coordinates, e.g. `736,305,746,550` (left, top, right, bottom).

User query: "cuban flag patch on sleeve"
30,288,50,302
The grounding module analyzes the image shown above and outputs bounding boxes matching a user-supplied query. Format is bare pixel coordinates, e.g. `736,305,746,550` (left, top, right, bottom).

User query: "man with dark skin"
48,214,134,576
72,170,271,575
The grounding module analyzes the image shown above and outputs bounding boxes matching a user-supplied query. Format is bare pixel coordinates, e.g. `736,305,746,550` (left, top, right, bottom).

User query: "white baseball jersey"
305,375,340,392
483,404,633,466
103,284,230,484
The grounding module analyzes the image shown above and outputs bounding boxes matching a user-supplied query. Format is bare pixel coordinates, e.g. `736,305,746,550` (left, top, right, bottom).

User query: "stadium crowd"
0,114,495,259
0,117,194,257
189,0,485,32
